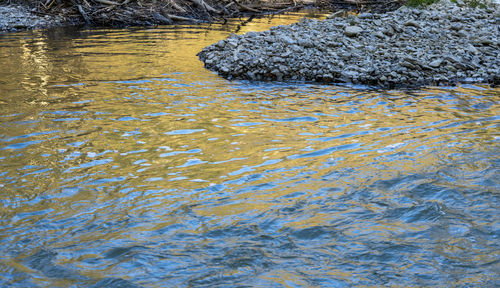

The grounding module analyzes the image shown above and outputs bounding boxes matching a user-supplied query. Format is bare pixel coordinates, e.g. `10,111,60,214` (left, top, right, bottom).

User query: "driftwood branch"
188,0,222,14
77,4,90,23
168,0,187,13
38,0,401,28
94,0,120,5
43,0,56,9
232,0,261,13
166,14,201,22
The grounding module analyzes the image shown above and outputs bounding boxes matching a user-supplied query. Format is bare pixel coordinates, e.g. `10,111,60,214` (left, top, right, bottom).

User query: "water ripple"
0,16,499,288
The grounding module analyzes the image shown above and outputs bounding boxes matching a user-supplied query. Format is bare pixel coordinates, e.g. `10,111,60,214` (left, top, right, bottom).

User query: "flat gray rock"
344,26,363,37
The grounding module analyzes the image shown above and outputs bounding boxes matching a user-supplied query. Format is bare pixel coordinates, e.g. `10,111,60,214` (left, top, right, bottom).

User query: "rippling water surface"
0,12,499,287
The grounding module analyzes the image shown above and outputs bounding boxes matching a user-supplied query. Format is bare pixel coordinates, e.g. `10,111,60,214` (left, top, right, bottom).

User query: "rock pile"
0,5,64,32
198,1,499,87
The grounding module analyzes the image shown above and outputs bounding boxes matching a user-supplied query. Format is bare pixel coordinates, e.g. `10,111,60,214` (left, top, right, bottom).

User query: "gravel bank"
0,5,64,32
198,1,500,87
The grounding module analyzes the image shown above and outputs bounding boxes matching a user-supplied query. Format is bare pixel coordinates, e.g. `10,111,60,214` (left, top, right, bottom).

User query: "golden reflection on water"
0,11,499,287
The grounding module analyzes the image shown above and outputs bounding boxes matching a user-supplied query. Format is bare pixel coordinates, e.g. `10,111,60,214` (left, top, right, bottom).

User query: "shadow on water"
0,10,499,288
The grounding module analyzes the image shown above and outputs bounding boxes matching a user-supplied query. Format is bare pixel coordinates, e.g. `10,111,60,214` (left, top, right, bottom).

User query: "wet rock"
358,12,373,19
450,23,463,30
373,31,386,39
466,44,479,54
327,10,345,19
429,59,443,68
404,19,420,28
383,26,395,36
480,37,494,45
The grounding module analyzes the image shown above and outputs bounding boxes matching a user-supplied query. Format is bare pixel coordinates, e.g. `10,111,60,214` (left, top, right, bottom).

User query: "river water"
0,12,499,287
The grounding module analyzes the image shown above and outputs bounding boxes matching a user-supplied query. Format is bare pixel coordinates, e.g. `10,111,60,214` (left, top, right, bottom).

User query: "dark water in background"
0,12,499,287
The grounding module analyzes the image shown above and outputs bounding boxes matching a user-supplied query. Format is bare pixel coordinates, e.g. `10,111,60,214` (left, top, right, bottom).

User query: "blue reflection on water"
0,19,499,288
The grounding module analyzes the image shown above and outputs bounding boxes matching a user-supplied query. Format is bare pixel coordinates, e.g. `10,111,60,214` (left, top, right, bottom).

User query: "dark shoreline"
0,0,403,32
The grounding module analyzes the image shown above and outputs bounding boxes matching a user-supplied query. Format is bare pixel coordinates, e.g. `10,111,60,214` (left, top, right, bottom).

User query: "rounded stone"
344,26,363,37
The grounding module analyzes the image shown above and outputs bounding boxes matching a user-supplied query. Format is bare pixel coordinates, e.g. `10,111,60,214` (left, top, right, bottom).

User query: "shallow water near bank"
0,11,499,287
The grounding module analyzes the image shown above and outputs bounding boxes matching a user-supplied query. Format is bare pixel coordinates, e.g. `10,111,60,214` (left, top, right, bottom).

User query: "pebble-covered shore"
0,5,63,32
198,1,500,87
